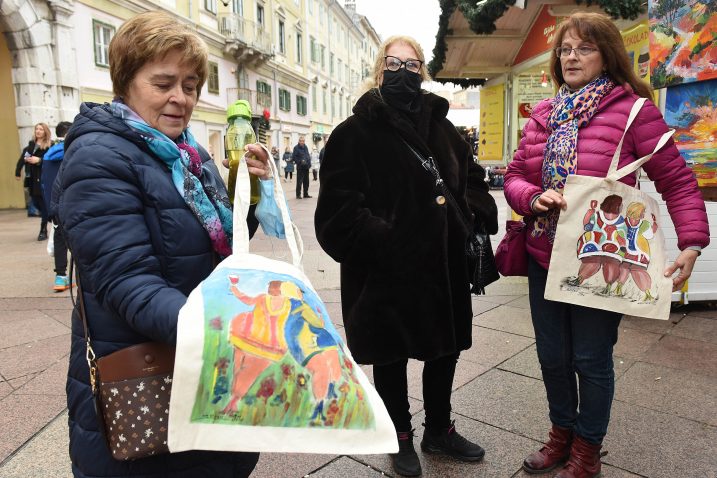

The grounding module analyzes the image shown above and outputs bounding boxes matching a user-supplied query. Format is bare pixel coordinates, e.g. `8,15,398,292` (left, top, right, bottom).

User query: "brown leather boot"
555,435,602,478
522,424,572,474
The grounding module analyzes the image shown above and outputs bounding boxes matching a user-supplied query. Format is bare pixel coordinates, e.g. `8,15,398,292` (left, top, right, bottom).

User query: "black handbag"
400,139,499,295
465,224,500,295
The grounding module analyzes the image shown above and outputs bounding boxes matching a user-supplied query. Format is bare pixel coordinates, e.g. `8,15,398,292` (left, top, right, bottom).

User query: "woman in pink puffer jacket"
503,13,709,478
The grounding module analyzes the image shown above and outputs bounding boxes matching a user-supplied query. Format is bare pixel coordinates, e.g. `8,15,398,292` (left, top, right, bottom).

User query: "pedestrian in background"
41,121,72,292
504,12,709,478
315,34,497,477
271,146,280,175
15,123,52,240
311,146,320,181
283,146,294,181
55,11,268,478
292,135,312,198
319,142,326,164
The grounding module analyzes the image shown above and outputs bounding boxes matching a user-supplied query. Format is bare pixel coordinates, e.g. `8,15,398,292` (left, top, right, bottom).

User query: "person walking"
311,147,320,181
504,12,709,478
15,123,52,240
41,121,72,292
271,146,280,174
283,146,294,181
292,136,312,198
314,35,497,477
54,11,270,478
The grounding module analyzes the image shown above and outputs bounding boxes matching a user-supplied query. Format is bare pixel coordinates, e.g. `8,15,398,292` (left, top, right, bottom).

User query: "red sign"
512,5,557,66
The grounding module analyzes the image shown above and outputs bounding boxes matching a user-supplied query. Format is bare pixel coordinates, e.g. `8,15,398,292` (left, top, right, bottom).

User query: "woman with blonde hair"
504,12,708,478
15,122,52,240
315,34,497,476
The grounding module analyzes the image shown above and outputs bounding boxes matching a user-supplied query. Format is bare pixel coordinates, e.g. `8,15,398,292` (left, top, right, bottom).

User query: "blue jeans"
528,257,621,444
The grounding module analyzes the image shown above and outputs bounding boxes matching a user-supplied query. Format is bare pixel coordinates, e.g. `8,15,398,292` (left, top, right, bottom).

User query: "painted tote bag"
545,98,675,320
168,147,397,454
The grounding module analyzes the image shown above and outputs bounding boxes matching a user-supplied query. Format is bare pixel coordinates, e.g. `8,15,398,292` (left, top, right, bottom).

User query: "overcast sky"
351,0,442,63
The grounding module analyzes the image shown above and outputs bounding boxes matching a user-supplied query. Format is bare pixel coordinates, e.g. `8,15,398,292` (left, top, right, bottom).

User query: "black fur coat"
314,89,498,365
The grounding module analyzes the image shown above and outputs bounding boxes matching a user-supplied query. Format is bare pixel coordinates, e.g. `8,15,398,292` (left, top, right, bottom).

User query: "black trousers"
373,353,459,433
31,193,47,232
53,223,68,276
296,168,310,197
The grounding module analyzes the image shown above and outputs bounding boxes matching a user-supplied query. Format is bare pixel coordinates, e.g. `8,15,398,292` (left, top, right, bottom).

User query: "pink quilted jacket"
504,85,710,269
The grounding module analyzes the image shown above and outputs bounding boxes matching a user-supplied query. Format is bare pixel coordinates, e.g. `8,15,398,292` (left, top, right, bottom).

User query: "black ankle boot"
390,429,422,477
420,420,485,462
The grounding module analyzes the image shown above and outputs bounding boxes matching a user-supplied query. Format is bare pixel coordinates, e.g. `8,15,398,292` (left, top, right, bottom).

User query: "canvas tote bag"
168,147,397,454
544,98,675,320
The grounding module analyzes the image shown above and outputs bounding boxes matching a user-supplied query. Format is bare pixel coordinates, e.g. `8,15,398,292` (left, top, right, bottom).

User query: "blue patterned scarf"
111,100,233,258
533,75,615,243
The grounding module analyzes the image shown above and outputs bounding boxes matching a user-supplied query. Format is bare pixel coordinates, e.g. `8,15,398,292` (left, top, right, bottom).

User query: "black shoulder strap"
399,137,474,233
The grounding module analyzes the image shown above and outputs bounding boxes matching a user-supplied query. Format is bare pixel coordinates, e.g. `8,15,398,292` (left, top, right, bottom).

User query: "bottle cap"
227,100,252,121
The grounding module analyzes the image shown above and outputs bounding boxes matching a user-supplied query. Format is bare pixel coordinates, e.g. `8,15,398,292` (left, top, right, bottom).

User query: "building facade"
0,0,380,208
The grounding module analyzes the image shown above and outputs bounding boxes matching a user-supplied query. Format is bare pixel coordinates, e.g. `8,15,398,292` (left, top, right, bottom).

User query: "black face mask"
380,68,423,112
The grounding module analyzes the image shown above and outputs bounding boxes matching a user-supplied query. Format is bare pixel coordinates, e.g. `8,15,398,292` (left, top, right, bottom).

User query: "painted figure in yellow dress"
224,278,342,419
615,202,658,300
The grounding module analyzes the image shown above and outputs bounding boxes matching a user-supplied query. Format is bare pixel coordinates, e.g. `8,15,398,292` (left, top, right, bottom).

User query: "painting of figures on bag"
560,194,662,303
190,268,375,430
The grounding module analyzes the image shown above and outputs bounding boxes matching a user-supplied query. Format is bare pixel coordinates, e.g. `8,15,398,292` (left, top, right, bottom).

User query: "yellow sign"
621,22,650,85
478,84,504,162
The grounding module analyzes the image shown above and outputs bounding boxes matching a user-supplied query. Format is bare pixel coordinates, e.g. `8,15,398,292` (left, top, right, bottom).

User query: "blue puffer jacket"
42,140,65,219
56,103,259,478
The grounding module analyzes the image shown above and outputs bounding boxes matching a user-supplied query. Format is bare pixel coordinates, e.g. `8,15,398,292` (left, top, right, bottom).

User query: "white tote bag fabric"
545,98,675,320
168,146,397,454
47,224,55,257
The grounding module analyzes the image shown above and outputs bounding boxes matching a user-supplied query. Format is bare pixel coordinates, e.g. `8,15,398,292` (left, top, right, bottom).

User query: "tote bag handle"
605,97,675,183
231,144,304,268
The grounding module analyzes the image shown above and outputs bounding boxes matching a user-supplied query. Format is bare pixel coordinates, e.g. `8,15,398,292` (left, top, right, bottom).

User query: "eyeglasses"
554,46,599,58
384,55,423,73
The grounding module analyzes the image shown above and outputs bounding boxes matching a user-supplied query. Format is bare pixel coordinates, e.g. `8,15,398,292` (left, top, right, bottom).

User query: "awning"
429,0,645,84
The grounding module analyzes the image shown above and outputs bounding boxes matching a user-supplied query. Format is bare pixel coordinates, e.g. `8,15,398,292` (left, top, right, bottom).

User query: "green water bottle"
226,100,259,205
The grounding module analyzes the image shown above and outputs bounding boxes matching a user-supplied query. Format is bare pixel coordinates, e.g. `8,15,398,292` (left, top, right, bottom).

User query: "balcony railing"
226,87,271,115
218,14,273,61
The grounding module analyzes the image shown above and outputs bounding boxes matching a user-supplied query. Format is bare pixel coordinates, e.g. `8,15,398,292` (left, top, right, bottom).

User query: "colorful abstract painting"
664,78,717,187
648,0,717,89
190,268,375,429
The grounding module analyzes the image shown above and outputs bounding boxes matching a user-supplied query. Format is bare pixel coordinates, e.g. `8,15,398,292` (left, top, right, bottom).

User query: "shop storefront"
432,0,717,302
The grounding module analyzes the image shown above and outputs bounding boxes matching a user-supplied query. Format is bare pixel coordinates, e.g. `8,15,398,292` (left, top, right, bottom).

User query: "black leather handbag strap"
69,258,99,394
399,138,475,233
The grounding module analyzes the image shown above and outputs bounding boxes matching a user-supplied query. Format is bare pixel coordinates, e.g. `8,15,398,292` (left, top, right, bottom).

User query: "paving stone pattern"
1,192,715,477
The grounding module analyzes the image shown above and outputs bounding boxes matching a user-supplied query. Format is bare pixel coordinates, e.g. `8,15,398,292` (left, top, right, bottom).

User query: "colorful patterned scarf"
533,75,615,242
111,100,233,258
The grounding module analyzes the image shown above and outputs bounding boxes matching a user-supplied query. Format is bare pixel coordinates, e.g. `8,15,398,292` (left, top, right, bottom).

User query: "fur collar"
352,89,450,157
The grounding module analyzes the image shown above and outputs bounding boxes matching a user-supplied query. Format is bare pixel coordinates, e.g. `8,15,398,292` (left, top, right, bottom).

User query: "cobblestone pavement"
1,189,715,477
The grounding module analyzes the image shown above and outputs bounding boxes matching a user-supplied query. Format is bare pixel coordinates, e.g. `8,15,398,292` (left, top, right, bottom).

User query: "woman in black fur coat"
314,35,498,477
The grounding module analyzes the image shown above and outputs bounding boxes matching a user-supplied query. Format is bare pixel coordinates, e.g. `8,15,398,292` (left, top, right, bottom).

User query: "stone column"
1,0,79,143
